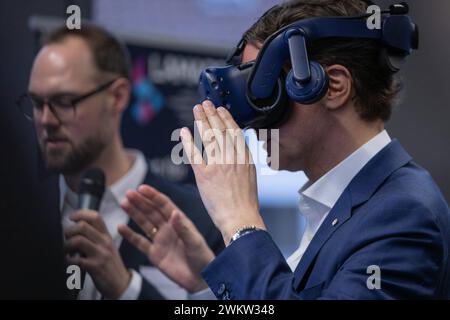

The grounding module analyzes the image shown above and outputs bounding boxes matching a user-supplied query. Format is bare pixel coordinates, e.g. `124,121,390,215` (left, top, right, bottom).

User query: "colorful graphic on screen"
131,56,164,125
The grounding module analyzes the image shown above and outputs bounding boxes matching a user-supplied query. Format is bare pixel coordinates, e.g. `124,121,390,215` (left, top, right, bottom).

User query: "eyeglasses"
16,79,118,122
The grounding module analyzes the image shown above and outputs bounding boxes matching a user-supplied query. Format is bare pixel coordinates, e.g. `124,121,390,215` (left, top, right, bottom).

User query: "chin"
43,147,71,170
266,150,303,172
45,157,68,171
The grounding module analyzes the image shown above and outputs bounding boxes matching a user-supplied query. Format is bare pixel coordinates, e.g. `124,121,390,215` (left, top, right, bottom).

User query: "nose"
39,103,60,126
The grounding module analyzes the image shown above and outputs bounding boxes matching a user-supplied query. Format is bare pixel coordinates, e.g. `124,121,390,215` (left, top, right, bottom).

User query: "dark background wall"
0,0,91,137
386,0,450,202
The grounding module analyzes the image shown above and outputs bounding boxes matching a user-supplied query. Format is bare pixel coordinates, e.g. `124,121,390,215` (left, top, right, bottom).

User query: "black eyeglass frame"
16,78,118,122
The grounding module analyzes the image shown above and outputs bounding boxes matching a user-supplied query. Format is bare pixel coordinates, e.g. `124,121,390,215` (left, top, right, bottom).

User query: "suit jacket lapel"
119,164,154,270
293,139,412,290
293,190,352,289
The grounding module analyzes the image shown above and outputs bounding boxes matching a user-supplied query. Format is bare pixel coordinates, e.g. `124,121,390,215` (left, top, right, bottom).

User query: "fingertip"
173,209,184,219
138,187,156,202
170,210,181,229
217,106,226,114
139,184,154,194
69,211,79,221
117,224,127,234
180,127,190,138
193,104,204,114
202,100,216,114
83,209,98,219
120,198,129,208
170,209,179,220
203,100,213,107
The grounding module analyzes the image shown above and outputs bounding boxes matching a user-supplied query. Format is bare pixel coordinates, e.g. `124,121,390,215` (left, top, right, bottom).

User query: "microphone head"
79,167,105,199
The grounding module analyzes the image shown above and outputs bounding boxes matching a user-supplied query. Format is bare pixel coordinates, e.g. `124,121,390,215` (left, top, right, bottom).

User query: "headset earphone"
198,2,418,129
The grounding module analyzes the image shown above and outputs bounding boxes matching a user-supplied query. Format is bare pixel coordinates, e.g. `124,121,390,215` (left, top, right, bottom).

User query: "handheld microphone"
70,167,105,263
66,168,105,297
78,167,105,211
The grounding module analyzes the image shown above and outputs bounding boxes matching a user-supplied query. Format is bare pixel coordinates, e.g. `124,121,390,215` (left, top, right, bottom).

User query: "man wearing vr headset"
118,0,450,299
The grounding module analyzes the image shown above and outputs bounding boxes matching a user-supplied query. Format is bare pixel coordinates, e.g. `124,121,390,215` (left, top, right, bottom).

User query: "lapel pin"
332,218,338,226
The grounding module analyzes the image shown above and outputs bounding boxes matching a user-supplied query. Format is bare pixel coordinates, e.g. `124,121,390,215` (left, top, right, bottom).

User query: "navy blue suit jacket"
202,140,450,299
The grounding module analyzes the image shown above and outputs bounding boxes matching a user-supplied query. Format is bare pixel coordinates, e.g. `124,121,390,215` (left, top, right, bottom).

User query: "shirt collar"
299,130,392,210
59,149,148,210
109,150,147,205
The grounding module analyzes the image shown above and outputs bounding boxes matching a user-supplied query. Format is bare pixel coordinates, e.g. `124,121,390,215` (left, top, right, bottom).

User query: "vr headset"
198,2,419,129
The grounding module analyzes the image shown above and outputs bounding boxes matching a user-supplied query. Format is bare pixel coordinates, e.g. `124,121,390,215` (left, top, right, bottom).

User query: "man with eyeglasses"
17,24,223,300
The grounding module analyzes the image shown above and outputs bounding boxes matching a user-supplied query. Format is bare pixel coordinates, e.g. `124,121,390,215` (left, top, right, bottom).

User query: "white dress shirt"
60,149,188,300
286,130,392,271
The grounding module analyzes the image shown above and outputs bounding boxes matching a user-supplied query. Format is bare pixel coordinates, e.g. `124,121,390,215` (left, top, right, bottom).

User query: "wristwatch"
229,225,261,245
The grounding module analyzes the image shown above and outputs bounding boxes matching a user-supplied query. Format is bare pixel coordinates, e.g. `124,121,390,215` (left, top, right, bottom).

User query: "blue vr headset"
198,2,418,129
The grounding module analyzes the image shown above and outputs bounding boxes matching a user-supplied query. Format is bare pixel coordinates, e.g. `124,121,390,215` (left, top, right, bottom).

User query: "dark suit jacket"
119,168,224,300
202,140,450,299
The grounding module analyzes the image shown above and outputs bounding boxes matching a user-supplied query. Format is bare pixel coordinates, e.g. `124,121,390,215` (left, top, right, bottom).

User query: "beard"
39,133,107,175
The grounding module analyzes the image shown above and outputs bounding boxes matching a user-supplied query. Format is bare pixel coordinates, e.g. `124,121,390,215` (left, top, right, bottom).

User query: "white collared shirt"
62,149,183,300
286,130,392,271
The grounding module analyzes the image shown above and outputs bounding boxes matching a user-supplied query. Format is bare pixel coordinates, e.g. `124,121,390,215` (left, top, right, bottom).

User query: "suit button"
217,283,226,295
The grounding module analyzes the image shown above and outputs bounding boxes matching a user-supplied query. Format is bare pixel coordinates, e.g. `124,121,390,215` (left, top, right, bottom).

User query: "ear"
323,64,352,110
109,78,131,114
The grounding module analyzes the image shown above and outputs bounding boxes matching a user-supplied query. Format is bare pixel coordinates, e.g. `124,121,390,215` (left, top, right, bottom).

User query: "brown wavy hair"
244,0,402,121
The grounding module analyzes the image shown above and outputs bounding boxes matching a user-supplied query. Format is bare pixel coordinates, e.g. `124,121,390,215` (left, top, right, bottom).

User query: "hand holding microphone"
65,167,105,262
